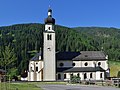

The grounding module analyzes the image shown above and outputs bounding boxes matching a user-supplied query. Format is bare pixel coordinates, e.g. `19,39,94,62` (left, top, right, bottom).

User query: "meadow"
0,82,42,90
109,60,120,77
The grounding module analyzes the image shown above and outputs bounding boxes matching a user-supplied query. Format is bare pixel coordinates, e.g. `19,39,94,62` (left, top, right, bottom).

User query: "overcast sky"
0,0,120,28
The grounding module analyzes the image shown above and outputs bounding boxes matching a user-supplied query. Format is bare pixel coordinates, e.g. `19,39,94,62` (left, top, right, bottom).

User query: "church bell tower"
43,8,56,81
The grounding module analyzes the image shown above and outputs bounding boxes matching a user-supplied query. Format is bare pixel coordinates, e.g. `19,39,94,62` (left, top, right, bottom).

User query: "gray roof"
30,52,42,61
56,51,107,61
30,51,107,61
57,67,105,73
56,52,80,60
0,69,6,73
74,51,107,60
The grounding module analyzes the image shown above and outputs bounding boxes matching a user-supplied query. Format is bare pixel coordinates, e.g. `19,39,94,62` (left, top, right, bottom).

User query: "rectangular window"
64,74,66,79
90,73,92,78
36,67,38,72
100,73,103,78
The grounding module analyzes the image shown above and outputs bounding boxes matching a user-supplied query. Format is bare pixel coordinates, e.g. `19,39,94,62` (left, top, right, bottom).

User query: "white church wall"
73,61,80,67
28,60,43,81
96,71,104,80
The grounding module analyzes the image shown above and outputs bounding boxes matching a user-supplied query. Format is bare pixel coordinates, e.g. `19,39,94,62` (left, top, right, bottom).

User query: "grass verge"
0,82,42,90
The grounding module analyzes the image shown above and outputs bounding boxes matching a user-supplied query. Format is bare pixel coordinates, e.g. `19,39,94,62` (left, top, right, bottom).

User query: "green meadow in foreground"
0,82,42,90
0,82,67,90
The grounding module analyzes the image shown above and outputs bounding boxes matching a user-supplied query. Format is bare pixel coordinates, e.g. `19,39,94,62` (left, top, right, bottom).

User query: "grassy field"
0,82,67,90
109,60,120,77
0,82,43,90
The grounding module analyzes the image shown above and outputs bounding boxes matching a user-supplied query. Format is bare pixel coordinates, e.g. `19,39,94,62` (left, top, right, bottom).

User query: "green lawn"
0,82,42,90
0,82,67,90
109,60,120,77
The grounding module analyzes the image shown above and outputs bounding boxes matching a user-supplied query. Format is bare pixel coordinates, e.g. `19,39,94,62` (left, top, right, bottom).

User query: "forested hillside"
0,23,120,76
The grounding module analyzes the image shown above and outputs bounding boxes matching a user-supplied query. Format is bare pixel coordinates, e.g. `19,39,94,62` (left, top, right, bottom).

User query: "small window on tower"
47,34,49,40
50,34,52,40
48,27,50,30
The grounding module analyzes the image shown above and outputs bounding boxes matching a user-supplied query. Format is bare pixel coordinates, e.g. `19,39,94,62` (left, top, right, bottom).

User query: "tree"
1,45,17,75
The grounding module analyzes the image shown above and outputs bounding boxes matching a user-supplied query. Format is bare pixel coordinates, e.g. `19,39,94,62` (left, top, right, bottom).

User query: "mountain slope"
0,23,120,75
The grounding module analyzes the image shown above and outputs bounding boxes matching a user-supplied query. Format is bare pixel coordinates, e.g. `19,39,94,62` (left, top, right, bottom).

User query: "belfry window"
47,34,52,40
49,34,52,40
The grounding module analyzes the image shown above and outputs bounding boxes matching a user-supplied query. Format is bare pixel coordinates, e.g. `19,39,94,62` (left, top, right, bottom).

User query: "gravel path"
40,84,120,90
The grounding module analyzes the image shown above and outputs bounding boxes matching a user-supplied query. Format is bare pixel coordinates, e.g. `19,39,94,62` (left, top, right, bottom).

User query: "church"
27,8,110,81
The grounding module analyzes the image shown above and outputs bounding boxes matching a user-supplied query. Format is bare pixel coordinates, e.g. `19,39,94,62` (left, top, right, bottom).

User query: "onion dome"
44,8,55,25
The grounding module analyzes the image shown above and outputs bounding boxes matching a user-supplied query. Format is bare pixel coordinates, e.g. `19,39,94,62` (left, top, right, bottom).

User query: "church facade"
28,8,110,81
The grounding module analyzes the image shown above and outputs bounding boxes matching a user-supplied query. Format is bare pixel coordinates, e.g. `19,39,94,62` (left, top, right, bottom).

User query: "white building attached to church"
28,8,110,81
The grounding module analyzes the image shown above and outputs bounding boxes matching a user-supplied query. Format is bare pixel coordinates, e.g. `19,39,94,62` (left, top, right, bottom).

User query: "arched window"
90,73,92,78
36,67,38,72
100,73,103,78
98,62,101,66
64,74,66,79
84,73,87,79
